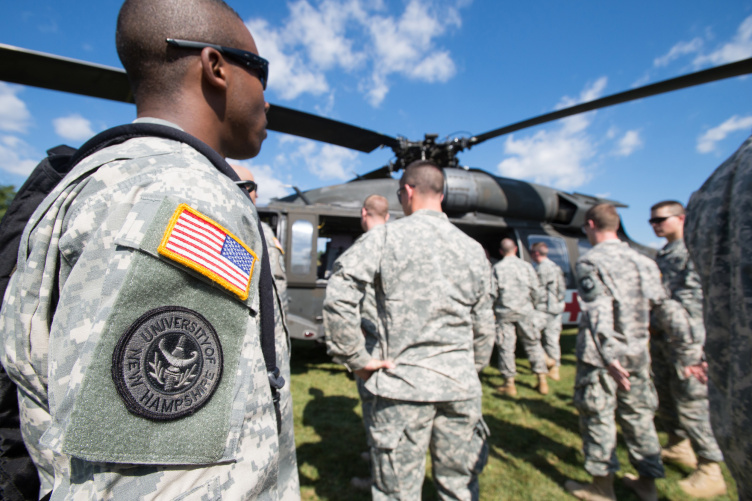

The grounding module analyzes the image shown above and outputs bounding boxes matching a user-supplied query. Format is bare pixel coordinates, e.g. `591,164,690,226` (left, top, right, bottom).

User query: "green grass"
290,330,738,500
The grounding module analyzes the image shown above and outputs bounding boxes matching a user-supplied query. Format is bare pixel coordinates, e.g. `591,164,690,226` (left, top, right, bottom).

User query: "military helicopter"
2,43,751,341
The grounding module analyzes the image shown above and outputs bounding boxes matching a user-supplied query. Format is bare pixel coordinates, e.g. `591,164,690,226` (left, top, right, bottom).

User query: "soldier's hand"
607,360,631,391
684,361,708,383
354,359,395,381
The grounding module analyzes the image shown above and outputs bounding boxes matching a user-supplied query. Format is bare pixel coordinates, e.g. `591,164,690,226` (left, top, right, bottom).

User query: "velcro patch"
112,306,223,420
158,204,257,300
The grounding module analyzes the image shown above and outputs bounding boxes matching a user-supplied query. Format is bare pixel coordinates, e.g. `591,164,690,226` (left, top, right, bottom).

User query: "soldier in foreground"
494,238,549,396
324,160,495,500
232,165,300,500
530,241,566,381
685,132,752,500
565,204,693,501
0,1,284,498
648,200,726,498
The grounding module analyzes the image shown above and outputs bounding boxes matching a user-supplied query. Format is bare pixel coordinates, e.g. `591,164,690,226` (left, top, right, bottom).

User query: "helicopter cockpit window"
527,235,573,285
290,220,314,275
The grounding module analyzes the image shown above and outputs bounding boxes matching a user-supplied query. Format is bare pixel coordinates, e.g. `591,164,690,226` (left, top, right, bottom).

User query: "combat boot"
622,473,657,501
545,354,556,369
677,458,727,498
564,473,616,501
497,378,517,397
548,364,560,381
661,434,697,469
536,373,549,395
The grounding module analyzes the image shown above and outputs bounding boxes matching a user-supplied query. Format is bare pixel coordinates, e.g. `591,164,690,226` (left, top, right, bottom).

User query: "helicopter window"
527,235,573,285
290,220,314,275
317,234,356,280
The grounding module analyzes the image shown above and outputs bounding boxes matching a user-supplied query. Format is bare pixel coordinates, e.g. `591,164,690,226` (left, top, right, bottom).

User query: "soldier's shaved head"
500,238,518,256
116,0,243,103
650,200,685,216
531,241,549,256
363,194,389,220
585,203,620,232
401,160,444,195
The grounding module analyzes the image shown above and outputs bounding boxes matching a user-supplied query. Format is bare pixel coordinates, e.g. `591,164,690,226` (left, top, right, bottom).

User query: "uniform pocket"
574,369,613,415
469,418,490,476
370,421,407,494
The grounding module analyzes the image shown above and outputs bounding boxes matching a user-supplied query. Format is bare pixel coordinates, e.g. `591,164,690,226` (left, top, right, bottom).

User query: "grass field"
289,330,737,500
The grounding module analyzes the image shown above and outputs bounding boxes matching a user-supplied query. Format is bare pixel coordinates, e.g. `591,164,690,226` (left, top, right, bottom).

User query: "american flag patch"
158,204,257,300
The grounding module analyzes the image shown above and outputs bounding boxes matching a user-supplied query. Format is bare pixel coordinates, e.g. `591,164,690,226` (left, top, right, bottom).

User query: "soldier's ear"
200,47,229,91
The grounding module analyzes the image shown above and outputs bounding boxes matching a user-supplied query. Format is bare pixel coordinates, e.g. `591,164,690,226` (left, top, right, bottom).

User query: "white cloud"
0,135,39,176
615,130,643,157
654,15,752,71
694,15,752,66
0,83,32,133
53,114,95,141
497,78,608,190
246,0,465,106
277,136,360,181
696,114,752,153
654,38,704,67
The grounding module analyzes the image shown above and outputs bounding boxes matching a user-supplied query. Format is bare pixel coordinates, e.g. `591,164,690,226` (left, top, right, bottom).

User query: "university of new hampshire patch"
112,306,223,420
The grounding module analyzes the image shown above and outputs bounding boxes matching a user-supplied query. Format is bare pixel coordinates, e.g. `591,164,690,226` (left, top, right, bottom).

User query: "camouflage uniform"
324,209,495,501
685,132,752,499
492,255,548,377
535,257,566,366
262,222,301,500
0,119,281,500
574,239,692,479
651,239,723,462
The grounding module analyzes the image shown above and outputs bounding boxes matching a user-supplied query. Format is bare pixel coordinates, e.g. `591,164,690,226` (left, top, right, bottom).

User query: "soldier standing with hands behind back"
648,200,726,498
565,204,695,501
324,160,495,501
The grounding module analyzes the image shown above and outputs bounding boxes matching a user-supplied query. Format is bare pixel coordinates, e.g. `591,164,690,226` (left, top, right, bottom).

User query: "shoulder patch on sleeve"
158,204,257,300
112,306,223,420
576,263,602,303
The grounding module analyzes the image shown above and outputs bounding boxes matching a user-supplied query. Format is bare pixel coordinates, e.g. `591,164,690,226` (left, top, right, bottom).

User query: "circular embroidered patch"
112,306,223,420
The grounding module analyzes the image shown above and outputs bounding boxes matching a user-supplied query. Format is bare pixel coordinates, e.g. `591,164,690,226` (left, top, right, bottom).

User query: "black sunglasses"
648,215,675,225
166,38,269,90
235,180,258,193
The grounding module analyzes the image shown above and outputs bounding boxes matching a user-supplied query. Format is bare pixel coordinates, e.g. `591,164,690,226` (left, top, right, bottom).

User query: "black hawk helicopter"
2,43,751,340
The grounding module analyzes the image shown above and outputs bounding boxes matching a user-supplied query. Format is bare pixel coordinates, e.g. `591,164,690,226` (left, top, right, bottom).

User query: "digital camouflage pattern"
262,221,301,500
652,239,723,462
574,239,693,479
535,257,566,366
324,209,496,401
573,364,663,478
492,255,548,377
0,119,281,500
685,132,752,498
332,232,381,443
323,209,495,500
369,396,488,501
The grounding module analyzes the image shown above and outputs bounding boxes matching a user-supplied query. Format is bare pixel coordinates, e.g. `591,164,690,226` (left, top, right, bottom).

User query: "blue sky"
1,0,751,247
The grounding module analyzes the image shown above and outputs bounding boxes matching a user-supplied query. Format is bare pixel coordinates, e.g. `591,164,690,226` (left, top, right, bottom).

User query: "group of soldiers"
0,0,750,500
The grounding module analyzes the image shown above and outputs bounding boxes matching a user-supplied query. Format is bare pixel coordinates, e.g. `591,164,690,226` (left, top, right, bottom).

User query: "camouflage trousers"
275,322,301,500
573,362,665,478
651,335,723,462
357,376,376,445
369,397,489,501
496,319,548,377
540,312,562,366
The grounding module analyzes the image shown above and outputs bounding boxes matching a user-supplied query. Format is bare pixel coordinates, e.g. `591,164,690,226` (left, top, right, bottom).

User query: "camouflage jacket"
323,209,496,402
0,119,281,500
535,257,566,315
575,239,696,370
492,255,541,321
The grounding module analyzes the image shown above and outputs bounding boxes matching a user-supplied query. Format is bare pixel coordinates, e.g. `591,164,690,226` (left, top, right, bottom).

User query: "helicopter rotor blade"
472,57,752,146
0,43,400,153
